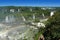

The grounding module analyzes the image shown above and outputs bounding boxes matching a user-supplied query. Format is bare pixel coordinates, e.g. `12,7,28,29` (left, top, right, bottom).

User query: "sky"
0,0,60,7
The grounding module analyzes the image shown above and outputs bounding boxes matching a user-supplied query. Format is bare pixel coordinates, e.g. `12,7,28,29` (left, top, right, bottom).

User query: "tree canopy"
43,12,60,40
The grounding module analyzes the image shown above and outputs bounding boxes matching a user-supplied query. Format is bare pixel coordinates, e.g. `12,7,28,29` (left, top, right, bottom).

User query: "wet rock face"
38,35,45,40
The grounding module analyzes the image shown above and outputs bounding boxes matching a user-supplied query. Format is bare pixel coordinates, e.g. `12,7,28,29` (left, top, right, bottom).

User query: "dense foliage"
43,12,60,40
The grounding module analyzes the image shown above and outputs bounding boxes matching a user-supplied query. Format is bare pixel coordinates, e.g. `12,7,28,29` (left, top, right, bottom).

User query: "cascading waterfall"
33,14,35,20
5,16,9,23
5,15,15,23
18,9,20,12
42,13,45,18
21,15,26,21
9,15,15,22
30,8,32,12
50,11,54,16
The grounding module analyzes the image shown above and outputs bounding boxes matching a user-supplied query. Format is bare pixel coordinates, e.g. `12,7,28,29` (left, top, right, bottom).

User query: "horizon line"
0,5,60,7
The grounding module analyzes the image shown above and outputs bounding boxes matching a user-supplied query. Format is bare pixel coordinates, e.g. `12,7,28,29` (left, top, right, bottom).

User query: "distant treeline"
0,6,60,20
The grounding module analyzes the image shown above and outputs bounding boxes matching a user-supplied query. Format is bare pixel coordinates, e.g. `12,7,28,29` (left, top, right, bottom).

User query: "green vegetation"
0,6,51,20
1,6,60,40
34,27,45,40
34,11,60,40
43,12,60,40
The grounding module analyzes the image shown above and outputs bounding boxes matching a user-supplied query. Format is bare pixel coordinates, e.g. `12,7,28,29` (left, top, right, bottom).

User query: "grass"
34,32,42,40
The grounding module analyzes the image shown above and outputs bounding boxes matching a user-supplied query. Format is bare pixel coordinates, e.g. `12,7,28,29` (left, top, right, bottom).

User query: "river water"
0,15,39,40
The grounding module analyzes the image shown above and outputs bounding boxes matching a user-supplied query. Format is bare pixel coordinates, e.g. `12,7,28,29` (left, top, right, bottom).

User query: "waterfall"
5,15,15,23
50,11,54,16
33,14,35,20
42,13,45,18
18,9,20,12
5,16,9,23
9,15,15,22
21,15,26,21
10,9,14,13
30,8,32,12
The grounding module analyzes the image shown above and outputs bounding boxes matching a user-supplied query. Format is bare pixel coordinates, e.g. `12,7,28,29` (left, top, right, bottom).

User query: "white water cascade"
50,11,54,16
5,15,15,23
30,8,32,12
5,16,9,23
18,9,20,12
33,14,35,20
42,13,45,18
22,15,26,21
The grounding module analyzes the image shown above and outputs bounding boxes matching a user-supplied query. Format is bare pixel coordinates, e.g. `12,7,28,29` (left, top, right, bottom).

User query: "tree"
43,12,60,40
